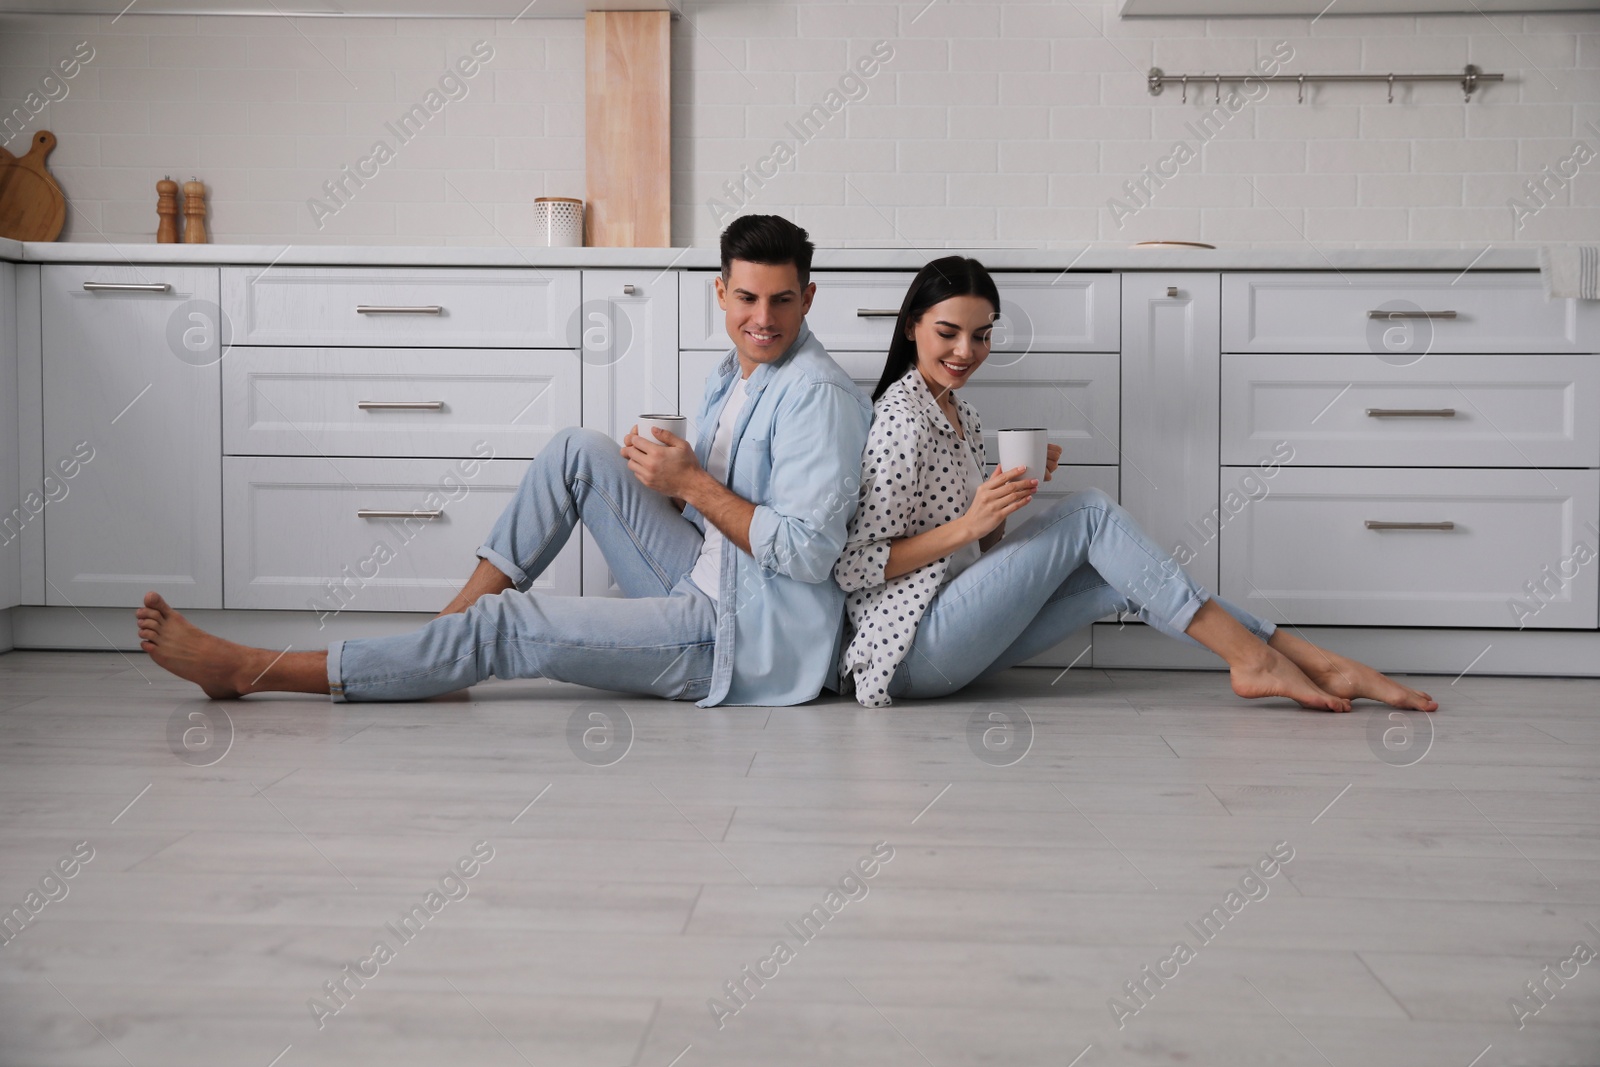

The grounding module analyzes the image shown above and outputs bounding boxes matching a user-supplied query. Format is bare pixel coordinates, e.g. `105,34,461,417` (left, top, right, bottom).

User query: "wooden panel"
586,11,671,248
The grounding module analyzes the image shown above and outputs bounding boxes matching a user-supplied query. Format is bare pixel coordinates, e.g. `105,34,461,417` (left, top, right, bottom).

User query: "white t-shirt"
944,419,986,581
688,373,751,604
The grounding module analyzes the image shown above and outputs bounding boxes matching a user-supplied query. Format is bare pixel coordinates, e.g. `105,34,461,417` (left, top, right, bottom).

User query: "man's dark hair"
720,215,814,287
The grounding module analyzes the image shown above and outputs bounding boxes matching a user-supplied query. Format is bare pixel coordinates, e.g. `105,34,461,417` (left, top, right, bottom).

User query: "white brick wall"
0,2,1595,248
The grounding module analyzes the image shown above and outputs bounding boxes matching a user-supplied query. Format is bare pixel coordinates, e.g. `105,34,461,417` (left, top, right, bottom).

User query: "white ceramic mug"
996,428,1049,485
637,414,687,444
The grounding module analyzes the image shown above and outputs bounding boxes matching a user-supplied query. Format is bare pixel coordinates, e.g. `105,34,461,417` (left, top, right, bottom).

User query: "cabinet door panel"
42,265,222,608
580,270,679,596
1,262,18,611
1121,274,1221,590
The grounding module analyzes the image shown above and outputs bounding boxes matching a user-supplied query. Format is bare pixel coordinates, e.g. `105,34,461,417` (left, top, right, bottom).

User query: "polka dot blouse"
835,366,987,707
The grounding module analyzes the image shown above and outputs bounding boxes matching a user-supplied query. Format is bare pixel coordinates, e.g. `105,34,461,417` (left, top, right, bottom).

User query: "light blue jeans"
328,428,716,703
887,488,1276,699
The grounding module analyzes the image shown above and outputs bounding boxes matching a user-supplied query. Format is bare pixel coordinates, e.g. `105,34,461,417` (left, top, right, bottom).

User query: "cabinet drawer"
826,350,1119,466
223,348,580,459
987,464,1119,507
1221,353,1600,468
222,268,580,348
1222,272,1599,354
223,456,579,611
988,272,1120,354
1218,467,1599,628
678,270,1120,353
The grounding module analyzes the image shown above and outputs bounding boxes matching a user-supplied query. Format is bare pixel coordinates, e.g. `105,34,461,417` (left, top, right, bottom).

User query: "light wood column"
585,10,671,247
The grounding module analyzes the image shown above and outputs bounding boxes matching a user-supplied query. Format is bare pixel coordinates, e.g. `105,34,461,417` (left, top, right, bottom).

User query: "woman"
835,257,1438,713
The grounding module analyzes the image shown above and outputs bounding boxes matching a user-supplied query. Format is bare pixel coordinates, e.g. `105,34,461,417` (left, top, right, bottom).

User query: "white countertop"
0,241,1543,272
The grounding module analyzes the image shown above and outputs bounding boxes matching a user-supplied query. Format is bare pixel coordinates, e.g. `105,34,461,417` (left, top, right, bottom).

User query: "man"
136,215,872,707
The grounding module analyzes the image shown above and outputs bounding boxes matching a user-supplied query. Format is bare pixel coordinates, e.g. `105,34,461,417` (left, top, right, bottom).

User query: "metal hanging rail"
1147,64,1503,103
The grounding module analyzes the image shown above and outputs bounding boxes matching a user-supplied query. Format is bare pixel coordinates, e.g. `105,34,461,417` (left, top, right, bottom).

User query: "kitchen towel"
1538,246,1600,300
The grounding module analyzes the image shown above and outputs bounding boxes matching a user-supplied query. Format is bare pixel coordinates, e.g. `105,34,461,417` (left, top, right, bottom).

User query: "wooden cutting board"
0,130,67,242
586,12,670,247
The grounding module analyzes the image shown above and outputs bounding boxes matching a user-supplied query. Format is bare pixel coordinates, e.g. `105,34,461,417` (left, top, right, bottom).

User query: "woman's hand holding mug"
961,465,1036,540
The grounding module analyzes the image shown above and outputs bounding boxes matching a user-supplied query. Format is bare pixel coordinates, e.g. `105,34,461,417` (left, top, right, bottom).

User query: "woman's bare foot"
1269,632,1438,711
1182,599,1349,712
1228,644,1353,713
135,592,260,699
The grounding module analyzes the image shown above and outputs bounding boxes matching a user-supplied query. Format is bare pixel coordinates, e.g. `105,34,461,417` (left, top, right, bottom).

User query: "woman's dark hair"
720,215,815,286
870,256,1000,402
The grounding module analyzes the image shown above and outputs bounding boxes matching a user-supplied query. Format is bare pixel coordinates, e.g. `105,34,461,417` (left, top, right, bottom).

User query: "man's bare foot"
1270,633,1438,711
1229,645,1353,713
135,592,263,699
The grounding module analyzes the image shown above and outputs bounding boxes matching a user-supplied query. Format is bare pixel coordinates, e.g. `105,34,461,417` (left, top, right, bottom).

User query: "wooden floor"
1,649,1598,1067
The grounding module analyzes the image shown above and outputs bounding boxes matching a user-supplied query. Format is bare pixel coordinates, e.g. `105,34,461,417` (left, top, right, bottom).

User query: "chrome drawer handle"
1366,310,1457,319
1365,408,1457,418
356,305,443,315
83,282,172,292
1365,520,1456,531
357,509,444,520
623,284,638,295
357,401,446,411
856,308,900,318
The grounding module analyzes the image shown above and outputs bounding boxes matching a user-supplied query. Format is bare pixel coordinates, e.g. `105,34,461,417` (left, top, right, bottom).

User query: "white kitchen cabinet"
679,270,1120,356
0,262,17,615
222,267,581,348
1222,272,1600,355
223,347,581,460
224,455,579,612
1120,273,1222,591
1221,352,1600,469
41,265,222,608
827,348,1120,466
579,269,679,597
1218,467,1599,629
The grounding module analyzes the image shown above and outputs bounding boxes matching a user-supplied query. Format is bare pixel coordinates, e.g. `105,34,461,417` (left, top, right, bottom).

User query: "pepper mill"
156,176,179,243
182,177,208,244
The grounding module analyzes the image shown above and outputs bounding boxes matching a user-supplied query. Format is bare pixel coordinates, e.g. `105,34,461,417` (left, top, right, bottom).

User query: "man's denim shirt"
683,320,872,707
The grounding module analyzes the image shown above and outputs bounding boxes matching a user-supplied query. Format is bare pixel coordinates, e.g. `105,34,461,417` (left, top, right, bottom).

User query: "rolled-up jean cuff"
475,544,527,589
327,638,348,704
1168,591,1207,637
